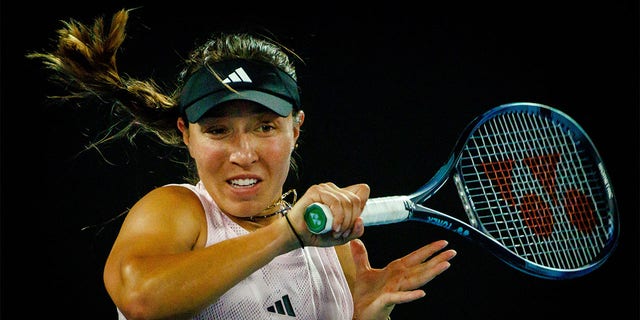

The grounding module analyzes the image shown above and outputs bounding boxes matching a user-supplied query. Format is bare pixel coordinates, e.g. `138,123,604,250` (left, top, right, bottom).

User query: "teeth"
230,178,257,187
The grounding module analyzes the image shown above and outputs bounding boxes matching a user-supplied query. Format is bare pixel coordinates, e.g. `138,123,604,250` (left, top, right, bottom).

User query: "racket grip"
304,196,411,234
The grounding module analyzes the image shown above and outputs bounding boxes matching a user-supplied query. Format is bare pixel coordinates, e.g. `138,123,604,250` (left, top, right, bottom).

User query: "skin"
103,100,457,320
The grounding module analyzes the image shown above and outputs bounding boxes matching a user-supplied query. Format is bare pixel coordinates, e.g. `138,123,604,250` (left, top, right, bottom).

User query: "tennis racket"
304,102,618,280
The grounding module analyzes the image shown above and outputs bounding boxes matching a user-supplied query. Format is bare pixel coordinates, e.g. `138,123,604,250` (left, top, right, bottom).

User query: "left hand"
350,239,457,320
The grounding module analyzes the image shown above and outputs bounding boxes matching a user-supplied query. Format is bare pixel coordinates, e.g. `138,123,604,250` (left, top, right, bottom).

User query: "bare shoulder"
117,184,208,249
143,184,201,202
134,184,205,219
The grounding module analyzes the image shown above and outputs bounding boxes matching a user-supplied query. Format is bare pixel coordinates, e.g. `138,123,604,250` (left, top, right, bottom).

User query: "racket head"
452,102,618,279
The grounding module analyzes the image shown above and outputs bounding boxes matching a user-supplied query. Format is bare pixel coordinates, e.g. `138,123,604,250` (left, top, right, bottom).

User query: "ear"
293,110,305,141
177,117,190,147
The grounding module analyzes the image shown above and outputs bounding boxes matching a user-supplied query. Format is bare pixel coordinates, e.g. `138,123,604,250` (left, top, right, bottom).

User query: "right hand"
288,182,370,247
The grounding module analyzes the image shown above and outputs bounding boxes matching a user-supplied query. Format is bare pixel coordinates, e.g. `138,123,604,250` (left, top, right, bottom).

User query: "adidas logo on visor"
222,67,252,83
266,294,296,317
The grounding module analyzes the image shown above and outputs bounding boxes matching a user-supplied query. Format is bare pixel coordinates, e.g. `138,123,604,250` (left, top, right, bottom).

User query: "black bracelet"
284,212,304,248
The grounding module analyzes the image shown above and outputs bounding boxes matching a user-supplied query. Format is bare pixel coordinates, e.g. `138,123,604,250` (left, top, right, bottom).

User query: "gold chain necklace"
240,189,297,221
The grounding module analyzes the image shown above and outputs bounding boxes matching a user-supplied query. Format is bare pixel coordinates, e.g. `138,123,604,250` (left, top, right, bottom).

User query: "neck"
238,189,297,221
238,207,285,221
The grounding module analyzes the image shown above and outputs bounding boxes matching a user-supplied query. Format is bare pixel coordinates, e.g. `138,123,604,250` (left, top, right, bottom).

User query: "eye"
257,123,277,133
205,126,230,136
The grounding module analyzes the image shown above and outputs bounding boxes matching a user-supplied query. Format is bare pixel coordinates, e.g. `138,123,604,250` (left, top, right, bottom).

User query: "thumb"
344,183,370,210
350,239,372,273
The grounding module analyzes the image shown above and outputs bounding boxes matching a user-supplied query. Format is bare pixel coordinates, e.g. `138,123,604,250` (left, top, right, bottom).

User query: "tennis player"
29,8,457,319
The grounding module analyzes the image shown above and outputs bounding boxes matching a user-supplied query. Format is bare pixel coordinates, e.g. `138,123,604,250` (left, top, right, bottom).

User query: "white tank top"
117,181,353,319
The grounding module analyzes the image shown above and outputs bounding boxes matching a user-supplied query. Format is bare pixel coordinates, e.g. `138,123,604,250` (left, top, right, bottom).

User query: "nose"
229,134,258,166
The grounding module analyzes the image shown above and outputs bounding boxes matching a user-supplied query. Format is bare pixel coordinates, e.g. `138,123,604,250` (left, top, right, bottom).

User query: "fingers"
343,184,371,211
402,240,453,266
393,241,457,292
320,183,367,236
383,290,426,305
297,182,369,240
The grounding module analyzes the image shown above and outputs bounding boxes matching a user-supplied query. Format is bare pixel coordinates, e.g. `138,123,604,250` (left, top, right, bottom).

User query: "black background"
2,2,638,319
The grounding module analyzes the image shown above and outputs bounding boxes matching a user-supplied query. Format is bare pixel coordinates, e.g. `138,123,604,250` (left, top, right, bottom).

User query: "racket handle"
304,196,411,234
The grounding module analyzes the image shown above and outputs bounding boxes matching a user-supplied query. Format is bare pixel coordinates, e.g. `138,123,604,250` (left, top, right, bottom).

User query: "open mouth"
229,178,258,188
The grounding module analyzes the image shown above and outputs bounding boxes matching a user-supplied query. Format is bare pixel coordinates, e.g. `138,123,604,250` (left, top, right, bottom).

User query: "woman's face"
178,100,303,218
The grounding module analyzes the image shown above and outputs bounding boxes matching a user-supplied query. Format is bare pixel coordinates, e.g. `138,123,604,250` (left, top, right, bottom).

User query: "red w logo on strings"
481,153,597,236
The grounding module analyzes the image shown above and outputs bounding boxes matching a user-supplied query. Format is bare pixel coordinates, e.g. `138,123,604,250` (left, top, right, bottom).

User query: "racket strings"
459,111,610,270
472,114,562,267
510,114,600,269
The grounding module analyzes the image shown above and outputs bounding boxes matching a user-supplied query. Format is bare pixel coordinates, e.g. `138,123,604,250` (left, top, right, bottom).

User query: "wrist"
271,215,304,252
284,212,305,248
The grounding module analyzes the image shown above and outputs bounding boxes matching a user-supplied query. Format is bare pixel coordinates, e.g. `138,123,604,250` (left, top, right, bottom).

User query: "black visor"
179,59,300,122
